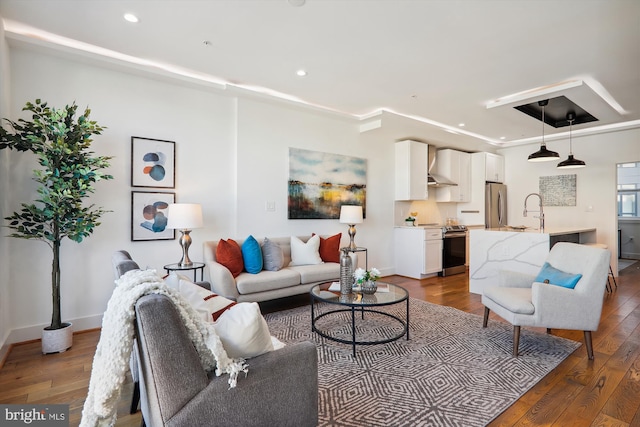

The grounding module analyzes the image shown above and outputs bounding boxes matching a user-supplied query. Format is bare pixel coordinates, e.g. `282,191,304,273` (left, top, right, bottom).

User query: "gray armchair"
482,242,610,359
112,250,319,426
134,294,319,426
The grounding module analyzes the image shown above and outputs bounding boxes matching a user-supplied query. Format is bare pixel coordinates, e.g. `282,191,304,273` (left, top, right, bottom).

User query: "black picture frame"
131,191,176,241
131,136,176,188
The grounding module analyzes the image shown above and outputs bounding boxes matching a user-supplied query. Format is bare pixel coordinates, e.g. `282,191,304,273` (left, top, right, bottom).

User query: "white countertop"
395,225,443,229
482,227,596,236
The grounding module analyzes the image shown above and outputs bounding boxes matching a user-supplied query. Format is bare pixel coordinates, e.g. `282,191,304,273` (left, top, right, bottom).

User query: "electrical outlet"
265,201,275,212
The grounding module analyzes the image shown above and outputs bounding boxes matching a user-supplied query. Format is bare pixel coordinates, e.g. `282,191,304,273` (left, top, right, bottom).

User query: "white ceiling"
1,0,639,152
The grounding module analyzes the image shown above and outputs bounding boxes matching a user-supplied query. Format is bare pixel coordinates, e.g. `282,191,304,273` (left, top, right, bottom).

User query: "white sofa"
204,236,355,302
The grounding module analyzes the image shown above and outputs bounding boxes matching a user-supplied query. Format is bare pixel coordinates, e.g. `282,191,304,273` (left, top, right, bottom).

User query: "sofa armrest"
168,341,319,427
532,282,603,330
206,260,240,300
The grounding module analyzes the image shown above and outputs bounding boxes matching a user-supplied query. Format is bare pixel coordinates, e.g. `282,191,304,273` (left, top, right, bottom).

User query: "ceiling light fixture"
124,13,139,23
296,69,307,77
528,100,559,162
557,112,586,169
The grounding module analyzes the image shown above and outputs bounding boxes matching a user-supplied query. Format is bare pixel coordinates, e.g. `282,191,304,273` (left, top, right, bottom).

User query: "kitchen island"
468,227,597,294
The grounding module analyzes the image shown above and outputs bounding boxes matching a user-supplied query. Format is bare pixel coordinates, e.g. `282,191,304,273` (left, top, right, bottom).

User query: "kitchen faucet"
523,193,545,232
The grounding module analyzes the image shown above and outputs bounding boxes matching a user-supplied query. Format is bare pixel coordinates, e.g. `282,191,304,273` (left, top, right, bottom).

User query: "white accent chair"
482,242,610,360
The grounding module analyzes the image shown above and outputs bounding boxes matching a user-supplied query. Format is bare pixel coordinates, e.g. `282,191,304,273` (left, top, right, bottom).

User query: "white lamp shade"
166,204,203,229
339,205,363,224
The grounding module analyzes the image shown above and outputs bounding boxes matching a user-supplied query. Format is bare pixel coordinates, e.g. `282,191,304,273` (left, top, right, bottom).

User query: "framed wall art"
131,136,175,188
539,174,577,206
288,147,367,219
131,191,176,241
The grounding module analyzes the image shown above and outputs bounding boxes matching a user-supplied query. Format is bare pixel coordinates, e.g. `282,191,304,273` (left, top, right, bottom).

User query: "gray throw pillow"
262,237,284,271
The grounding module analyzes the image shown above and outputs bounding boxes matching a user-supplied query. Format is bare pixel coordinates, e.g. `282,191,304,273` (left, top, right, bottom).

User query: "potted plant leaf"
0,99,112,353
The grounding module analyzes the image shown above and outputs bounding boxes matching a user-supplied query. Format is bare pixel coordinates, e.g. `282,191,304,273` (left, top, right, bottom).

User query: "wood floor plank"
601,348,640,423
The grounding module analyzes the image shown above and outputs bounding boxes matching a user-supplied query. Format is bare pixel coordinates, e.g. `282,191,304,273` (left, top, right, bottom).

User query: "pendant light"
528,99,559,162
557,112,586,169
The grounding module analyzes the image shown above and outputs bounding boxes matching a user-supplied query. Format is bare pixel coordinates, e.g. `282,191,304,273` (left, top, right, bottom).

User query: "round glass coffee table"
310,282,409,357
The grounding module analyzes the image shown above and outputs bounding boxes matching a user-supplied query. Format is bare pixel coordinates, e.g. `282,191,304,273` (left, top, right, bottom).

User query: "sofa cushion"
289,263,341,284
289,235,323,266
483,286,534,315
236,269,301,295
262,237,285,271
314,232,342,263
241,235,263,274
216,239,244,278
213,302,274,359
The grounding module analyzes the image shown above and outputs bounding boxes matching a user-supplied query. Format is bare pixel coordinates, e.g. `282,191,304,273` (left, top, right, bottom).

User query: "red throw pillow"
216,239,244,277
313,232,342,263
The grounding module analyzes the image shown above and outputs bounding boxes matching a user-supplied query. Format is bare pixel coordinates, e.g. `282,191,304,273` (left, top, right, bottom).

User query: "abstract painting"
539,174,577,206
288,148,366,219
131,191,176,241
131,136,175,188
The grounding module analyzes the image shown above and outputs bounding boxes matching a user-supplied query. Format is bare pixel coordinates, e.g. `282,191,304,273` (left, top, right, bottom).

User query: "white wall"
4,46,238,343
0,12,12,360
499,129,640,272
1,42,398,347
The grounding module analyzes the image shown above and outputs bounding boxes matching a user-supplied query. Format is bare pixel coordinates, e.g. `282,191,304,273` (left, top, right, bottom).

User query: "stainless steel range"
439,225,467,276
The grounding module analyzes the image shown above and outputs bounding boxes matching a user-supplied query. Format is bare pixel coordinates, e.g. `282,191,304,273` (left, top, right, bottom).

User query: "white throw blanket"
80,269,248,427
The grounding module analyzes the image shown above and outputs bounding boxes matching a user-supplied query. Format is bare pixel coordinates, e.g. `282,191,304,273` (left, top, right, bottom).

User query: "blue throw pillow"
241,235,263,274
534,262,582,289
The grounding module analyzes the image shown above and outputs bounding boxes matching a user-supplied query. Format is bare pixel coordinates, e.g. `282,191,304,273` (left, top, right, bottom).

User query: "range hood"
427,148,458,187
428,172,458,187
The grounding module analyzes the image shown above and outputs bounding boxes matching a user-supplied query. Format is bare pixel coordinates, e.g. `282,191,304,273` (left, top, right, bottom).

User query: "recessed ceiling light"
500,136,506,140
124,13,139,23
296,69,307,77
458,123,465,127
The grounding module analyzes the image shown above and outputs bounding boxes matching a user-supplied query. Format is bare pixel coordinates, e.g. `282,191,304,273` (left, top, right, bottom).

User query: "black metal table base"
311,300,409,358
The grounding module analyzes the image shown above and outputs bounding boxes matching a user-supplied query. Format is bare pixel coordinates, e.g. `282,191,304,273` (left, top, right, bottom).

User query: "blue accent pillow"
241,235,263,274
534,262,582,289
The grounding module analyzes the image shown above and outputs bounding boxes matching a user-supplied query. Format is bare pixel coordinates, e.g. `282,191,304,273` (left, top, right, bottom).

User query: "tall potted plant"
0,99,112,353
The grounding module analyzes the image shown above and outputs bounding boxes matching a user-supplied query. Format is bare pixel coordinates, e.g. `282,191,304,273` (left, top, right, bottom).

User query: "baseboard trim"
3,313,103,348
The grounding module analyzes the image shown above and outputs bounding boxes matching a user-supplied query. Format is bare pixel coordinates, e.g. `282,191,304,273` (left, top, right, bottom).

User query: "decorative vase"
42,322,73,354
339,248,353,294
361,280,377,295
405,220,415,227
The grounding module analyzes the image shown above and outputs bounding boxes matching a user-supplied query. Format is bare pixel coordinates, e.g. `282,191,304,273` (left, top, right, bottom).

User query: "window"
617,163,640,218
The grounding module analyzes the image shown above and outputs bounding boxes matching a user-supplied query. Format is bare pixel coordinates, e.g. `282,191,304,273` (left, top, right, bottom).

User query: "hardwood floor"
1,261,639,426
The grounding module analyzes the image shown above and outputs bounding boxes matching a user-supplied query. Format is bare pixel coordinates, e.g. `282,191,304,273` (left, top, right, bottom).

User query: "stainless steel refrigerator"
485,183,507,228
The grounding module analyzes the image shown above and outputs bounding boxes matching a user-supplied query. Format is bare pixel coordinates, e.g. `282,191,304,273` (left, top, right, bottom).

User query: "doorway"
617,162,640,271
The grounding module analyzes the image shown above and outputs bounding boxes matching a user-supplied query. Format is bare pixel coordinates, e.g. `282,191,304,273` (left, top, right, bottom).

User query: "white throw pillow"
169,276,237,323
164,272,191,291
213,302,274,358
289,235,323,266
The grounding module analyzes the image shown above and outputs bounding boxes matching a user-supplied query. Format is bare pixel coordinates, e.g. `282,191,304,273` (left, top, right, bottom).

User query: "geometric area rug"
264,298,580,427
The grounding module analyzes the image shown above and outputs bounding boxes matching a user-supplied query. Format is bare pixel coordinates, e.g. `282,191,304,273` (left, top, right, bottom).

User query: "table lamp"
167,203,203,266
339,205,363,249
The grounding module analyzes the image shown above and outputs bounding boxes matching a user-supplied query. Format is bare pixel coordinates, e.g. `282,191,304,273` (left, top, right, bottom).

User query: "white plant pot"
42,322,73,354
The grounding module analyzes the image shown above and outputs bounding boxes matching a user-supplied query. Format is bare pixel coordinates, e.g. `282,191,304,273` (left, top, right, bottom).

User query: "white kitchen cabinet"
433,149,471,202
425,238,443,274
395,140,429,201
394,227,442,279
456,152,502,226
485,152,504,183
